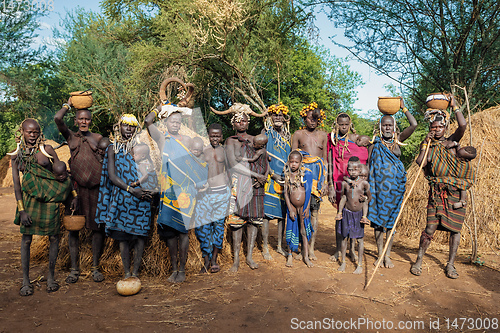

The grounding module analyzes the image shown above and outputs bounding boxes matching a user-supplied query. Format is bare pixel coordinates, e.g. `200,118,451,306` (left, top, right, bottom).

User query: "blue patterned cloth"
157,133,208,233
95,146,152,237
367,137,407,229
193,186,230,259
285,168,314,253
264,128,290,219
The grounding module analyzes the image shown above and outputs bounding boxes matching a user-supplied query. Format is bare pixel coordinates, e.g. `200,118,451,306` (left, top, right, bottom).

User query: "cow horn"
210,106,234,115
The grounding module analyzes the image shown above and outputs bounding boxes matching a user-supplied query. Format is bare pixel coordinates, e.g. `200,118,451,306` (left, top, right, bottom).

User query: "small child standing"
284,150,314,268
336,156,371,274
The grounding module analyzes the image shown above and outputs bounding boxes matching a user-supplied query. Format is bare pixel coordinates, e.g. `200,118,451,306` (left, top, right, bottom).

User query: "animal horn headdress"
211,103,268,125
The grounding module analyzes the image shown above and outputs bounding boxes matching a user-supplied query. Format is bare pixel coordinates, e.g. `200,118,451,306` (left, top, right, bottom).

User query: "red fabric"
327,134,368,205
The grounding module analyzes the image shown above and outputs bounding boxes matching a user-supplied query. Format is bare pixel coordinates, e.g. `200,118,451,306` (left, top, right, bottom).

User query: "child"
336,156,371,274
96,137,111,163
53,161,69,183
236,134,270,188
130,143,157,190
343,163,371,224
284,150,314,268
441,141,477,209
190,137,205,159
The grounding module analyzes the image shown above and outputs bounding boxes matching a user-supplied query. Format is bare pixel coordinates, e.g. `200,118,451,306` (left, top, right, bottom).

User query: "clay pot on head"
377,97,400,115
70,90,93,109
426,93,450,110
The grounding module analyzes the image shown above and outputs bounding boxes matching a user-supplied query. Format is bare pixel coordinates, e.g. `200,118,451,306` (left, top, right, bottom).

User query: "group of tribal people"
11,92,475,297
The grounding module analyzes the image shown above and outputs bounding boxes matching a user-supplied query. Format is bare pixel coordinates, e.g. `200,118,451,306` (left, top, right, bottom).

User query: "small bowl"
117,277,141,296
377,97,400,115
426,93,449,110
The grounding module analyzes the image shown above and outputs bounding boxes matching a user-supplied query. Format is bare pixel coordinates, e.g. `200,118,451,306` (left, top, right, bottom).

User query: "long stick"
365,142,430,290
452,84,478,262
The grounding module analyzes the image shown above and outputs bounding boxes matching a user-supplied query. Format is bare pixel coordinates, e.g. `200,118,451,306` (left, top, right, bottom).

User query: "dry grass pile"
30,219,235,279
398,106,500,252
27,125,231,279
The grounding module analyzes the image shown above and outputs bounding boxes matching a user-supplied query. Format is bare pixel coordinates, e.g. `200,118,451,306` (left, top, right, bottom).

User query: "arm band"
17,200,25,212
72,190,78,198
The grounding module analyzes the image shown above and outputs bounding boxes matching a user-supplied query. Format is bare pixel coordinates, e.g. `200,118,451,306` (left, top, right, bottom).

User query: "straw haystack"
398,106,500,253
2,125,231,278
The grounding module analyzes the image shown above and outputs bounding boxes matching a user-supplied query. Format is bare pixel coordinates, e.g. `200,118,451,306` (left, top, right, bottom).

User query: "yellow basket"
70,90,93,109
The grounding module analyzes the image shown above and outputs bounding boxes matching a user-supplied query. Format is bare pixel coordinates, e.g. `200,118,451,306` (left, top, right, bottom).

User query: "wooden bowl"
377,97,400,115
70,91,93,109
117,277,141,296
426,93,449,109
63,214,85,231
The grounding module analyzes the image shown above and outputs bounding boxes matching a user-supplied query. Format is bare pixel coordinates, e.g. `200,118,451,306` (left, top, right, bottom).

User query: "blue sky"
35,0,396,117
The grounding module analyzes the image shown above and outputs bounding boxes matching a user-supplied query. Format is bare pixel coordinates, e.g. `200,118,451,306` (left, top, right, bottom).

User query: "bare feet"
304,257,314,268
286,255,293,267
210,264,220,273
262,249,273,261
246,258,259,270
329,253,339,262
167,271,178,282
293,253,302,261
65,269,80,284
19,284,33,296
124,272,131,279
175,271,186,283
338,262,346,272
373,258,383,267
229,262,239,273
308,252,317,261
353,266,363,274
276,247,286,257
384,256,394,268
46,281,59,293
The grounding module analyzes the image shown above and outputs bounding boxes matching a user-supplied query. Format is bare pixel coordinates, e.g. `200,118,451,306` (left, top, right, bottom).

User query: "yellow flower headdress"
268,102,289,115
300,102,326,126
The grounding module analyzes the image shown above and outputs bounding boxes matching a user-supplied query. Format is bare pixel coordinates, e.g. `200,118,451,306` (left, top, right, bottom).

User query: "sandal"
46,281,60,293
65,268,80,284
91,266,105,282
410,264,422,276
210,264,220,273
446,264,459,279
19,284,34,296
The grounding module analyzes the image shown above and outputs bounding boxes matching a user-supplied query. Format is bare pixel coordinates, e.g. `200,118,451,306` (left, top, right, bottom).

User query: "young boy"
193,124,230,273
336,156,371,274
284,150,314,268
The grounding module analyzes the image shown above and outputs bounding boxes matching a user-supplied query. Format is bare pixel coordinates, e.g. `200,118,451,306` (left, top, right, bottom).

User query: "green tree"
317,0,500,113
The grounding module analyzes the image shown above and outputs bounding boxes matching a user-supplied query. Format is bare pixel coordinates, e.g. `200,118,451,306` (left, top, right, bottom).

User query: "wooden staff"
365,141,431,290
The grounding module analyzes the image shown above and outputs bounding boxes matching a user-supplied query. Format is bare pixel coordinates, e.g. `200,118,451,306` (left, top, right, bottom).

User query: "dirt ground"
0,188,499,333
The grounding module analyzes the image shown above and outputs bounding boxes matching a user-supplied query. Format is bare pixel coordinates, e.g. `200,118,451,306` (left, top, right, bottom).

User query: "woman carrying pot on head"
367,98,417,269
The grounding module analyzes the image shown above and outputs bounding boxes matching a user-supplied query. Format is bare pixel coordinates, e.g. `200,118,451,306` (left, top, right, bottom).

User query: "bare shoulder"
91,132,103,141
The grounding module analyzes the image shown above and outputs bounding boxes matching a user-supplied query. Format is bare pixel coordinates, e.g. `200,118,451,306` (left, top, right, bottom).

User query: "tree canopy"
318,0,500,113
